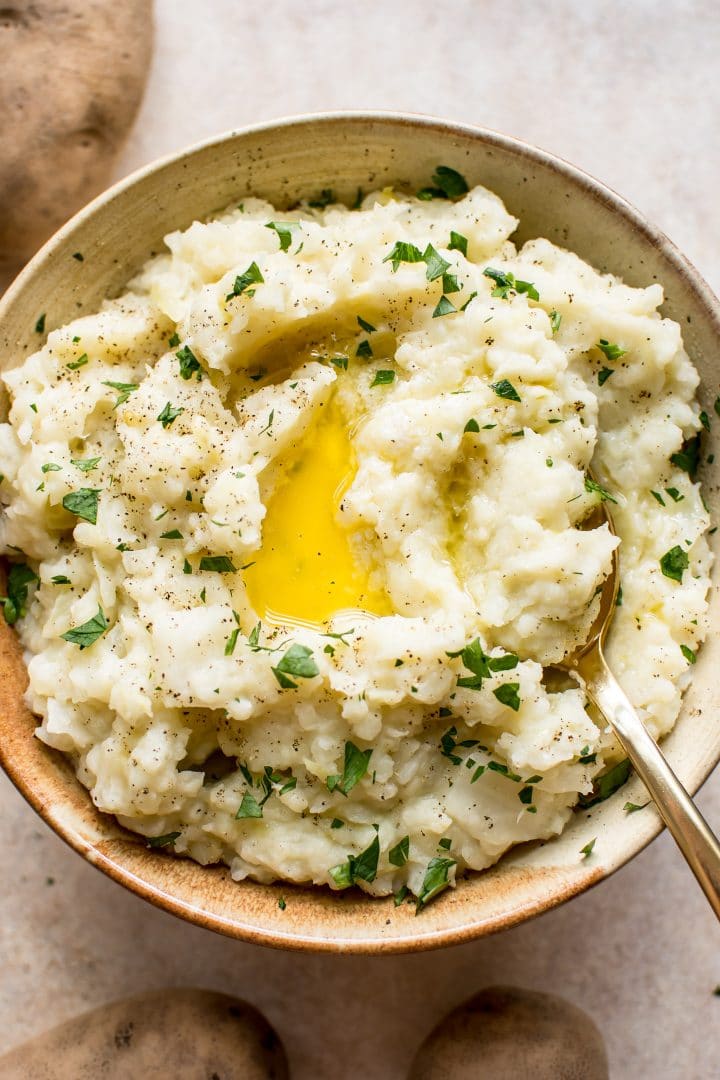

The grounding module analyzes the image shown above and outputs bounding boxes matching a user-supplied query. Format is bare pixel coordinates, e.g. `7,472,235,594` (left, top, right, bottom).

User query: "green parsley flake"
326,740,372,796
580,838,596,859
62,488,100,525
448,231,468,257
330,818,344,829
71,457,101,472
651,490,666,506
168,332,181,347
596,339,626,361
429,165,469,199
670,436,701,479
330,830,380,888
278,896,287,910
584,476,618,504
493,683,521,711
680,644,697,664
483,267,539,302
491,378,521,402
265,220,299,252
271,643,319,689
356,339,373,359
433,295,456,318
66,354,88,371
51,575,71,585
176,345,202,381
624,802,649,814
0,564,38,624
416,856,456,912
147,832,181,848
236,792,263,819
357,315,376,333
60,606,108,649
226,261,264,301
157,402,184,428
389,835,409,867
550,310,562,334
598,367,614,386
199,555,237,573
371,369,395,387
102,380,138,408
35,313,46,334
160,529,183,540
463,418,480,433
382,241,424,272
423,244,450,282
41,462,61,473
660,545,689,583
578,758,631,808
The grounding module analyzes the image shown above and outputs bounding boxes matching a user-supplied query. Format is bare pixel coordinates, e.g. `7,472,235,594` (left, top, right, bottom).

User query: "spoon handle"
578,650,720,920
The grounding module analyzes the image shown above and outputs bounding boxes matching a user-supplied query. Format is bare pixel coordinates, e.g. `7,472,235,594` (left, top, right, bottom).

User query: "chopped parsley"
168,332,181,347
578,758,631,808
41,462,61,473
371,369,395,387
71,457,101,473
224,611,241,656
490,378,521,402
357,315,376,333
331,818,344,829
419,165,469,200
308,188,334,209
449,637,519,691
383,241,424,272
423,244,451,282
50,575,71,585
665,487,684,502
330,829,380,887
72,252,84,262
416,856,455,911
102,380,138,408
483,267,539,302
584,476,618,503
596,339,626,361
356,339,373,359
35,313,46,334
651,490,666,506
448,231,468,257
146,832,181,848
699,410,711,432
660,545,689,583
265,220,299,252
60,606,108,649
598,367,614,386
670,435,701,479
226,261,264,301
157,402,185,428
680,644,697,664
389,835,409,867
624,801,649,814
176,345,202,380
236,792,263,819
278,896,287,910
330,356,349,370
433,295,456,318
62,488,100,524
550,310,562,334
464,418,480,433
66,354,88,370
326,740,372,796
0,564,38,624
160,529,183,540
580,838,596,859
271,643,319,689
198,555,237,574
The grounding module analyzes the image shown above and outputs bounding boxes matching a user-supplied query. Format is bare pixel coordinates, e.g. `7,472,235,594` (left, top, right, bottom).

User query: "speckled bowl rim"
0,110,718,953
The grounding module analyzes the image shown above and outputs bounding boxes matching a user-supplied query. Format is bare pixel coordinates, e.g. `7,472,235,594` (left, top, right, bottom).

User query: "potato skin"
0,1,153,287
0,988,289,1079
409,985,609,1080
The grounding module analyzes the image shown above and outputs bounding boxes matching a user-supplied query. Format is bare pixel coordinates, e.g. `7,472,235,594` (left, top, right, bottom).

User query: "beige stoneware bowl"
0,113,718,953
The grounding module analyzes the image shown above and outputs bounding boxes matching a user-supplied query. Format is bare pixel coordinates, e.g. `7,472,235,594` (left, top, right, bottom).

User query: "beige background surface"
2,2,719,1077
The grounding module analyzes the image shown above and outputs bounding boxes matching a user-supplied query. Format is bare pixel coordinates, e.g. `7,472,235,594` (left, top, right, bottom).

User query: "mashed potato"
0,172,711,907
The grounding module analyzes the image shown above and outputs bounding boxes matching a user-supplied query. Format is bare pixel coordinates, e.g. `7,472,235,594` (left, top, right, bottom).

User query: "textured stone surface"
1,2,719,1078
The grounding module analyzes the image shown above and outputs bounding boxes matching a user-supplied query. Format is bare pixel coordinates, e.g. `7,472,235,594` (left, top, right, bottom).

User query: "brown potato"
0,988,289,1079
408,985,609,1080
0,1,153,289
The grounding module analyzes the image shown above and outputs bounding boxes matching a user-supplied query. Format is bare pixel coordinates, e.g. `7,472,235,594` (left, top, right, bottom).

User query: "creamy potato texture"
0,175,711,906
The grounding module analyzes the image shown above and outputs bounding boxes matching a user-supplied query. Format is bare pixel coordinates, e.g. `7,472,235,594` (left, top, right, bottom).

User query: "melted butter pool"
244,398,391,628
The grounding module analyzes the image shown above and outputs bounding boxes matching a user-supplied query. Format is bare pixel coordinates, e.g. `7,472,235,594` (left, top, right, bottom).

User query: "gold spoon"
561,497,720,918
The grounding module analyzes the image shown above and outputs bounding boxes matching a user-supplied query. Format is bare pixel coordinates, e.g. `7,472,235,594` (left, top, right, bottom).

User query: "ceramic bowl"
0,113,718,953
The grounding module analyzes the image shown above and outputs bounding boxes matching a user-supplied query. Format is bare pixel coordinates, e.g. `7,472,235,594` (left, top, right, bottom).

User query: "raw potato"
0,1,153,288
408,986,609,1080
0,988,289,1079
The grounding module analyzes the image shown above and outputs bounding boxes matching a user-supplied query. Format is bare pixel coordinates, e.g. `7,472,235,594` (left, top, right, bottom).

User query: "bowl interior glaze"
0,113,718,953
